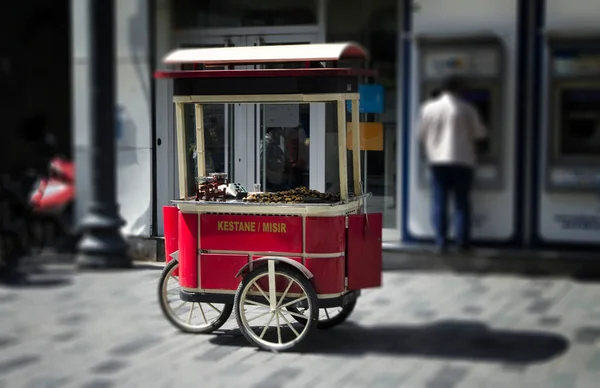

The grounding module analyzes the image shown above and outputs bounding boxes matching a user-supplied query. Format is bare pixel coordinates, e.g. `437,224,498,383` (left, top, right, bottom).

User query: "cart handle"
359,181,371,235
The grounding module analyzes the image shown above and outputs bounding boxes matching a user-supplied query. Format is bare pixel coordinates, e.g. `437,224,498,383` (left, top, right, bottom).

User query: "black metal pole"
76,0,131,269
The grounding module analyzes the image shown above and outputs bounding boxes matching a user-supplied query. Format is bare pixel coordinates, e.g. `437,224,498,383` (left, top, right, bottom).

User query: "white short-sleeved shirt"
418,92,487,168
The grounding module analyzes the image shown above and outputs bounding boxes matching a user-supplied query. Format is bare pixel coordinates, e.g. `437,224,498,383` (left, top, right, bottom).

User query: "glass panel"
327,0,398,229
256,41,314,192
184,104,234,195
259,103,310,192
179,42,235,195
324,103,356,195
173,0,318,29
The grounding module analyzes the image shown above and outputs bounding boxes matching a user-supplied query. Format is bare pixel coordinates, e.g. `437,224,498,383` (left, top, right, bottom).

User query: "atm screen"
461,88,492,156
558,88,600,158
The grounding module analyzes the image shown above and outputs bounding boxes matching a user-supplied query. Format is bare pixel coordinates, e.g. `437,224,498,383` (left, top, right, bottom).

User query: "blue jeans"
430,164,474,249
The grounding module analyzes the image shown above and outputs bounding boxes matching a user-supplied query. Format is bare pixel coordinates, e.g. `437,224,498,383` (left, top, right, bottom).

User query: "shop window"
172,0,318,29
325,0,399,230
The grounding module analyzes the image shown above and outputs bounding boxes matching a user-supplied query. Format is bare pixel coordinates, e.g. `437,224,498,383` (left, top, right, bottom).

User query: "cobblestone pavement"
1,260,600,388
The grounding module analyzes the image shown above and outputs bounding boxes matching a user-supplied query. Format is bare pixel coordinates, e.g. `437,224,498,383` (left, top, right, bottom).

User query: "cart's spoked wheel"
234,262,318,352
288,299,357,329
158,260,233,334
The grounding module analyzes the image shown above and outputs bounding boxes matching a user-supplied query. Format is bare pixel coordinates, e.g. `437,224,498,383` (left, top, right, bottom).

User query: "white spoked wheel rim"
237,265,316,351
317,307,344,321
160,261,231,333
287,305,346,324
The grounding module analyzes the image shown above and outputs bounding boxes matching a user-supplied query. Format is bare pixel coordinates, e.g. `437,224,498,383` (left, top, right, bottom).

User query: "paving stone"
90,360,129,375
574,327,600,344
80,379,114,388
0,355,41,375
538,316,562,327
0,336,18,349
369,373,407,387
426,365,469,388
195,344,241,361
585,349,600,370
57,312,87,326
528,299,554,314
546,373,577,388
0,293,18,303
252,367,302,388
25,377,71,388
462,305,482,315
414,309,437,319
523,289,545,299
53,332,78,343
109,335,164,357
372,297,391,306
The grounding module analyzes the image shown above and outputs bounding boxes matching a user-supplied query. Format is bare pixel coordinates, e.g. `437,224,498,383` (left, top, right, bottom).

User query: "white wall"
407,0,518,241
546,0,600,30
72,0,153,237
536,0,600,243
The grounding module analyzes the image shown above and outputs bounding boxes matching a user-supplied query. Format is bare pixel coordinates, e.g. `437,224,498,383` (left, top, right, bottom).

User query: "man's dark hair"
441,75,466,94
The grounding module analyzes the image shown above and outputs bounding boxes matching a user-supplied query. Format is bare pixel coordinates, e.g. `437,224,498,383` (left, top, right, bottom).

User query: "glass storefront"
326,0,399,229
172,0,318,29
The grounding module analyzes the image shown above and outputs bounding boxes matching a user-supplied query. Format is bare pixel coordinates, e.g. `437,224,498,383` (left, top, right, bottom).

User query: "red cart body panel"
346,213,383,290
305,216,346,253
305,256,345,294
178,212,199,288
200,214,303,253
200,254,248,290
163,206,179,263
163,205,180,276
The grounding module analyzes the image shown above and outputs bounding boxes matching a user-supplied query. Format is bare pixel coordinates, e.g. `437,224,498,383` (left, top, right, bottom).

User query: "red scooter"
28,156,78,253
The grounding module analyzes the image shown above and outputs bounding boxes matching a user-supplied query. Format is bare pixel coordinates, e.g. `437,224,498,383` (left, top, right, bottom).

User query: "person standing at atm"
418,75,487,253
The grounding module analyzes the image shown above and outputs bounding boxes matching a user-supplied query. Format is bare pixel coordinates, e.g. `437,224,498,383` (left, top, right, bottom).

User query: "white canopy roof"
163,42,368,65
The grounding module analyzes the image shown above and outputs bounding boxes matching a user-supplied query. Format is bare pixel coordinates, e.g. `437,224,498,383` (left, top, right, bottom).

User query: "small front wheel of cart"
158,260,233,334
234,263,318,352
287,299,357,329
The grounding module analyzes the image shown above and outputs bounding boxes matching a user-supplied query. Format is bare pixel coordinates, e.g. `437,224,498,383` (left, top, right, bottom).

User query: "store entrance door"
175,33,324,194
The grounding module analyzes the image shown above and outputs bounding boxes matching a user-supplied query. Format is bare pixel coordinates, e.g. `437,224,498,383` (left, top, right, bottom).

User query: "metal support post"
76,0,131,269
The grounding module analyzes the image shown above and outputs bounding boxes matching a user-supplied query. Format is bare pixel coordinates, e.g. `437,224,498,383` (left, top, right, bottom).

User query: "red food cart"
155,42,383,352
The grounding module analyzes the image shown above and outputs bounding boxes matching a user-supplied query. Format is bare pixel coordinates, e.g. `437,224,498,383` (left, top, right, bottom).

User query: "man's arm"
417,105,431,143
468,106,487,141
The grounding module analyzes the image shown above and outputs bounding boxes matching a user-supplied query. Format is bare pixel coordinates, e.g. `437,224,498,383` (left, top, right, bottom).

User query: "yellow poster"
346,122,384,151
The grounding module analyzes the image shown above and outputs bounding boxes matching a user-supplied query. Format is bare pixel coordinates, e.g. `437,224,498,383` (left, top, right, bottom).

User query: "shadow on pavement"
0,274,73,289
134,264,165,271
0,258,74,289
383,251,600,282
210,320,568,364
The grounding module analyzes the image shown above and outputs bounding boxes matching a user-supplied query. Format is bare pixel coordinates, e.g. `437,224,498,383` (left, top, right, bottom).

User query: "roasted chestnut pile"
244,187,341,204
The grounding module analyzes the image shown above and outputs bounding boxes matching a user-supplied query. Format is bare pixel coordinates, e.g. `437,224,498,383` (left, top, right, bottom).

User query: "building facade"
71,0,600,250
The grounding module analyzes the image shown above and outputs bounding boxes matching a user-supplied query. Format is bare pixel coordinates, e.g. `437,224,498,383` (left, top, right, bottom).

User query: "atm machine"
544,36,600,192
406,34,516,243
417,35,505,190
536,34,600,244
